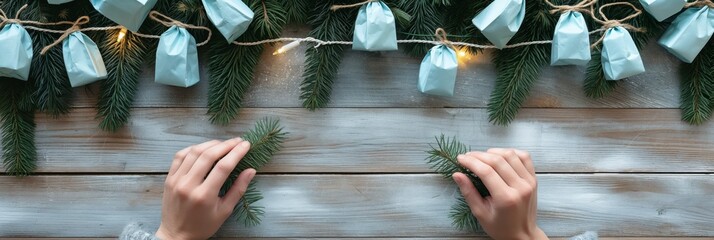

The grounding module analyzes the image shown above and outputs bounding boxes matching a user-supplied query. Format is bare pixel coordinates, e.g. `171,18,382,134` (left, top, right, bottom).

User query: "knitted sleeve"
119,223,161,240
570,231,599,240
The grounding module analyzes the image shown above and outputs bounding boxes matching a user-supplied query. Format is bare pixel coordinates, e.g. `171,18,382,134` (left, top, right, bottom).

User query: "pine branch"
207,0,287,125
450,196,481,232
397,0,446,57
96,30,147,132
285,0,311,24
583,0,666,98
0,80,37,176
426,135,488,232
442,0,488,55
167,0,212,40
219,117,287,226
488,1,555,126
31,31,73,117
679,40,714,125
300,0,355,110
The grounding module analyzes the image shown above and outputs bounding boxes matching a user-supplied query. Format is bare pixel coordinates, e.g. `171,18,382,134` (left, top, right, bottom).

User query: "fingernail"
240,141,251,148
233,137,243,141
457,154,465,160
452,174,462,184
248,169,257,178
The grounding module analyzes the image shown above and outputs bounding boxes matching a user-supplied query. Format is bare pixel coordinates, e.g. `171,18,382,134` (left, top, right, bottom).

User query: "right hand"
452,148,548,240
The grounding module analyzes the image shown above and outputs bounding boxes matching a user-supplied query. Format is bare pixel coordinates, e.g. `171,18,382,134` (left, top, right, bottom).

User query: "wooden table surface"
1,34,713,239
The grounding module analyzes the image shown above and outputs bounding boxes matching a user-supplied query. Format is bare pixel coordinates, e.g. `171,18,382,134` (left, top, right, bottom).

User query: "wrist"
156,225,190,240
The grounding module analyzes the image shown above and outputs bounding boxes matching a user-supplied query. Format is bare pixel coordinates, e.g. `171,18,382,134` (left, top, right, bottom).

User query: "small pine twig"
0,80,37,176
583,51,619,98
96,29,147,132
219,117,287,226
450,196,482,232
679,40,714,125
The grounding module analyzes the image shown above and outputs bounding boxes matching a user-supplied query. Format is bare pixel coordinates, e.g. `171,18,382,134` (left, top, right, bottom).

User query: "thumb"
221,168,257,212
453,172,489,219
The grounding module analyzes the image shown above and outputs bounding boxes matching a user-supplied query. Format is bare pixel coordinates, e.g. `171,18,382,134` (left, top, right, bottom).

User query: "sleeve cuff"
119,222,161,240
569,231,598,240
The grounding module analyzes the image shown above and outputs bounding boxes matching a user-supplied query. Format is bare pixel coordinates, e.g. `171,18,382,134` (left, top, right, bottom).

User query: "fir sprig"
397,0,446,57
207,0,287,125
300,0,355,110
583,0,666,98
31,30,73,117
285,0,311,24
0,80,37,176
488,1,555,125
96,29,148,132
426,135,487,232
680,40,714,125
219,117,288,226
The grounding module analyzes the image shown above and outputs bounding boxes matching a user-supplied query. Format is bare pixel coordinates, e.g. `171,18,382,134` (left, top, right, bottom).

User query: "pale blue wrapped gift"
472,0,525,49
601,26,645,80
418,45,458,96
63,32,107,87
48,0,75,4
551,11,590,66
202,0,254,43
90,0,158,32
658,7,714,63
639,0,686,21
0,23,33,81
155,26,199,87
353,1,398,51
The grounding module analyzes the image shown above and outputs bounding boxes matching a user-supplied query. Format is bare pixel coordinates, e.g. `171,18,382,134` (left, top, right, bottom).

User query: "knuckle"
175,182,193,198
501,193,520,206
215,162,235,173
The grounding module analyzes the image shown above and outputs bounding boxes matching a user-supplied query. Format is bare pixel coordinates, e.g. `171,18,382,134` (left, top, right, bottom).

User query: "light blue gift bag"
639,0,686,21
472,0,525,49
155,26,199,88
551,11,590,66
202,0,254,43
90,0,158,32
601,26,645,80
418,45,458,96
658,7,714,63
353,1,398,51
63,32,107,87
0,23,33,81
48,0,75,4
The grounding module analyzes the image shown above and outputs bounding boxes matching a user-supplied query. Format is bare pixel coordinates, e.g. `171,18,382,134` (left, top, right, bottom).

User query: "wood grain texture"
3,108,711,173
69,26,681,109
1,174,712,238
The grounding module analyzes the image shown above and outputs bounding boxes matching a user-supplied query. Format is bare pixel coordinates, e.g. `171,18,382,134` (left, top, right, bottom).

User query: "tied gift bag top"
418,45,458,97
155,26,200,88
202,0,254,43
352,1,398,51
472,0,525,49
0,23,33,81
90,0,158,32
63,31,107,87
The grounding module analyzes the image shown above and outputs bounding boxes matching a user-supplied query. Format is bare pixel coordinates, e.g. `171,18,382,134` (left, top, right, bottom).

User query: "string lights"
116,27,127,42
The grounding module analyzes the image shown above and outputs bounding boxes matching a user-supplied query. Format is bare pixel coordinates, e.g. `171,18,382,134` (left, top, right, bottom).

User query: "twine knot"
148,11,213,46
544,0,596,15
330,0,378,11
40,16,90,55
434,28,457,50
590,2,645,49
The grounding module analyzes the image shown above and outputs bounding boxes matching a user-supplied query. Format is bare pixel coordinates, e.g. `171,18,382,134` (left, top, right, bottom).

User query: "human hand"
156,138,256,240
453,148,548,240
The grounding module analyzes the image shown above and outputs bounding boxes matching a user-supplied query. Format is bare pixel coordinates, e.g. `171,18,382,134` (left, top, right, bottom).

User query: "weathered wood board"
1,174,712,238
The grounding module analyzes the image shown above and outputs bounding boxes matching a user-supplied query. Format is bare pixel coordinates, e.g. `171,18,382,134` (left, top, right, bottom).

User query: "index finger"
458,154,511,199
202,141,251,192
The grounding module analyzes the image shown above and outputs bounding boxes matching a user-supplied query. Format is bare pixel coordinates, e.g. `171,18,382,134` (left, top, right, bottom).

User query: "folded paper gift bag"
155,26,200,87
658,7,714,63
639,0,686,21
202,0,254,43
90,0,158,32
601,26,646,80
0,23,33,81
472,0,525,49
418,45,458,96
62,32,107,87
551,11,591,66
353,1,398,51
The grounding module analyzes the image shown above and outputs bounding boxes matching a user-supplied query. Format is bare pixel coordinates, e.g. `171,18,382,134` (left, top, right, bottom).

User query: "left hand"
156,138,256,240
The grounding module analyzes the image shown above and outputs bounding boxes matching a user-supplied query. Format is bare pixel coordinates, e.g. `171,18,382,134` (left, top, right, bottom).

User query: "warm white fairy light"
272,40,302,55
116,28,128,42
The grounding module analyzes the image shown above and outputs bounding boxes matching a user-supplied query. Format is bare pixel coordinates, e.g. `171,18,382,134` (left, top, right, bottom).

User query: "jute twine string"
148,11,212,46
331,0,378,11
589,2,645,48
1,4,77,28
685,0,714,8
543,0,596,15
40,16,89,55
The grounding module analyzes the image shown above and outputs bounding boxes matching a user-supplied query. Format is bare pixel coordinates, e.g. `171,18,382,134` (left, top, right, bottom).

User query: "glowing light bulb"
458,49,467,58
273,40,301,55
117,28,128,43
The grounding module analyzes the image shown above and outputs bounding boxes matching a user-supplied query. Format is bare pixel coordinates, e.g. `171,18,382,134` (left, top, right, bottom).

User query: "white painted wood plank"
70,27,680,109
0,175,711,238
3,108,711,173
